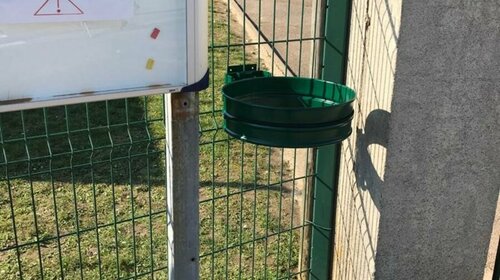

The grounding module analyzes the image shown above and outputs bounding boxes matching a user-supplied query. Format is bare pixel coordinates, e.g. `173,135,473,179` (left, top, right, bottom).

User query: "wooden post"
166,92,199,280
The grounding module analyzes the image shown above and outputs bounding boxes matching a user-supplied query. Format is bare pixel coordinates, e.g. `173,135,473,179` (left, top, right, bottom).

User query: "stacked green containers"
222,65,356,148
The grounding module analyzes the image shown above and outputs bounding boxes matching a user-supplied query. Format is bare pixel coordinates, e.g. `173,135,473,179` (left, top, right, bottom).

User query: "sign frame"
0,0,208,112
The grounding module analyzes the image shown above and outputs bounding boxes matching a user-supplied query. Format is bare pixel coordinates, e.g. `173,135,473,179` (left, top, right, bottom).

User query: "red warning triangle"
34,0,84,16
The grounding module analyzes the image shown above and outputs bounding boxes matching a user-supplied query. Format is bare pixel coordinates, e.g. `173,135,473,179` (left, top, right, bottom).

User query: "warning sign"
0,0,134,24
34,0,84,16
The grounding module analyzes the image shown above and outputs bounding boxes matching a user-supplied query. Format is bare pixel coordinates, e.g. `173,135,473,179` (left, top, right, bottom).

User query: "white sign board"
0,0,208,112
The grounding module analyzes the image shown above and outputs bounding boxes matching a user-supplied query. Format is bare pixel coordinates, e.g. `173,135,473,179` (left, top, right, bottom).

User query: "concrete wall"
337,0,499,279
375,1,499,278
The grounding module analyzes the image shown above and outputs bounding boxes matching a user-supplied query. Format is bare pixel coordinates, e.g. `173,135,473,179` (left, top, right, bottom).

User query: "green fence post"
309,0,352,279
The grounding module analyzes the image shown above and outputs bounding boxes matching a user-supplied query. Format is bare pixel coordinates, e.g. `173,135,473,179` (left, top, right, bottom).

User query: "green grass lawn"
0,1,303,279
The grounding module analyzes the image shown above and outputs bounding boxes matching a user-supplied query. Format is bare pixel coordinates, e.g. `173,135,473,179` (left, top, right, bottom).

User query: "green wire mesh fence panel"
199,0,326,278
0,0,330,279
332,0,400,278
0,97,169,279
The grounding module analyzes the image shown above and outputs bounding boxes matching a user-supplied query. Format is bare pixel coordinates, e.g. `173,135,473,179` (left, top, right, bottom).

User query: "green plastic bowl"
223,77,355,125
224,113,354,148
222,76,356,148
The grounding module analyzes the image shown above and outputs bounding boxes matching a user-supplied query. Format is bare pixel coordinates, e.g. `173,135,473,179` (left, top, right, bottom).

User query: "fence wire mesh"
0,0,326,279
332,0,400,278
0,98,169,279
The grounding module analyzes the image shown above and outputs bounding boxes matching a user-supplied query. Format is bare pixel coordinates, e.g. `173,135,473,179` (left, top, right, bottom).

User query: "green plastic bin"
222,66,356,148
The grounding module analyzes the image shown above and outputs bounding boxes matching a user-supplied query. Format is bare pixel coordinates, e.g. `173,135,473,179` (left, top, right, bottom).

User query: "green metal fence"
0,0,351,279
0,98,168,279
200,0,320,278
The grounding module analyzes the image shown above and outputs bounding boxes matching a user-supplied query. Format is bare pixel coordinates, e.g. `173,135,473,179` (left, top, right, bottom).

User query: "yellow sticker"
146,58,155,70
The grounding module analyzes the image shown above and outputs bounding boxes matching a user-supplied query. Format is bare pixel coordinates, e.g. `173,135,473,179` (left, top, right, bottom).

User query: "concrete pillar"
375,1,499,279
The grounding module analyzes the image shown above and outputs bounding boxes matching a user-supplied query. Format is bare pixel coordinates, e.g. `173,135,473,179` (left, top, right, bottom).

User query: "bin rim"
222,76,356,111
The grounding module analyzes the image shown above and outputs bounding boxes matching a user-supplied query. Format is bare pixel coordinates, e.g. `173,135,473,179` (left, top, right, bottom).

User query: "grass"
0,98,169,279
0,1,305,279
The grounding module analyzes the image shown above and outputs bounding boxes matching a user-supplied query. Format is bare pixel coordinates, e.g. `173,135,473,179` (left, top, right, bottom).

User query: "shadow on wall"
355,109,391,211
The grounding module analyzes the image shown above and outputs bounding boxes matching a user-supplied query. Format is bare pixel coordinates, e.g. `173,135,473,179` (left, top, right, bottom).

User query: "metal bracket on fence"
224,64,272,84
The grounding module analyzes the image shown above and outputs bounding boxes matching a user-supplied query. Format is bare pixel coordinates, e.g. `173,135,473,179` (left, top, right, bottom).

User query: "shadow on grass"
199,180,292,194
0,97,166,186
